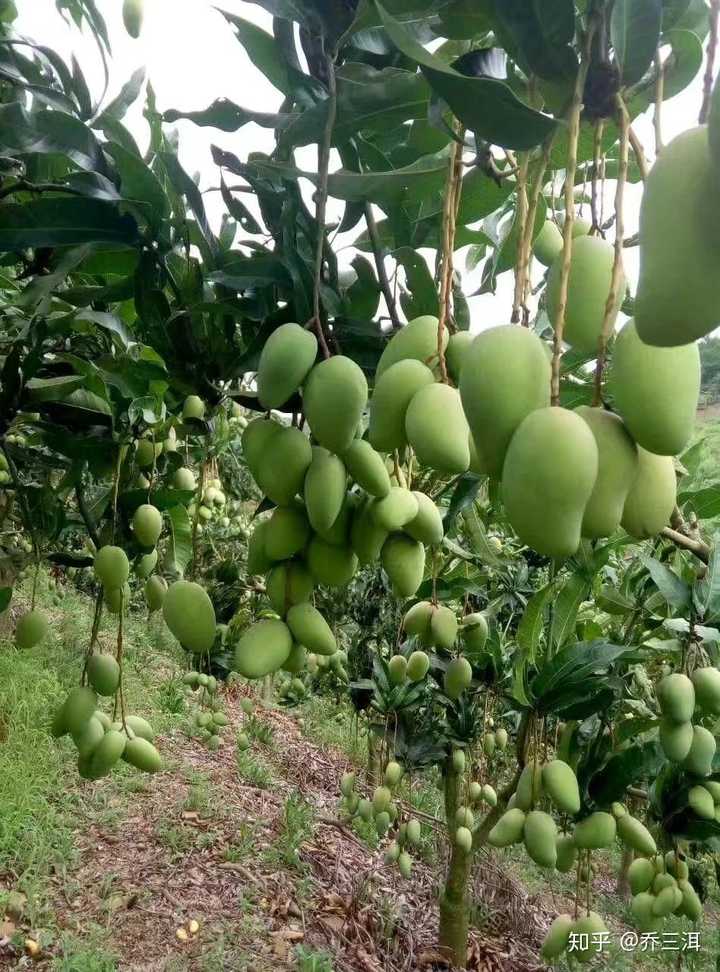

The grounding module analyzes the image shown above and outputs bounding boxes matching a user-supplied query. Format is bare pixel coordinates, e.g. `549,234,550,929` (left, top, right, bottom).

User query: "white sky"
15,0,706,332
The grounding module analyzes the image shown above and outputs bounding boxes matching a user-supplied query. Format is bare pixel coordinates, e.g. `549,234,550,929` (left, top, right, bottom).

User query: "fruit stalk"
511,152,529,324
436,122,465,383
550,19,597,405
593,94,629,406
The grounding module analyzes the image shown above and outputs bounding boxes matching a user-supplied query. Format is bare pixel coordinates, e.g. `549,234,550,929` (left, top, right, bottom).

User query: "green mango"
406,650,430,681
242,418,281,480
452,749,466,773
369,359,435,453
247,520,272,576
678,879,703,921
385,761,403,787
316,491,355,546
87,655,120,697
124,737,162,773
515,760,543,811
350,498,388,565
631,892,662,931
460,326,551,478
376,314,445,377
144,575,167,613
264,505,311,561
689,784,715,819
541,759,581,815
488,808,526,847
501,407,598,558
89,729,127,777
617,815,657,856
523,810,557,868
555,834,577,873
610,319,700,455
72,716,105,759
573,812,617,849
304,447,346,533
403,600,433,641
445,330,473,383
132,503,162,548
455,826,473,853
405,383,470,474
405,491,444,546
341,439,391,497
691,667,720,714
303,356,368,454
398,851,413,878
341,771,356,797
444,656,472,699
621,448,676,539
495,727,508,751
652,885,678,917
547,234,624,353
657,673,695,723
306,536,358,587
406,819,422,846
256,426,312,506
373,785,392,813
94,545,130,590
381,534,425,598
460,613,488,658
371,487,419,532
388,654,408,684
281,642,307,673
125,715,154,741
481,783,497,807
468,433,489,476
571,912,607,964
628,857,655,895
286,602,337,656
257,323,318,409
541,914,573,961
266,562,314,616
533,219,563,267
122,0,143,38
173,466,196,491
636,126,720,346
684,726,716,777
659,719,694,762
162,580,216,654
234,619,293,678
135,549,158,579
15,609,48,650
135,437,161,468
103,580,130,615
62,686,97,735
429,605,457,650
576,406,638,538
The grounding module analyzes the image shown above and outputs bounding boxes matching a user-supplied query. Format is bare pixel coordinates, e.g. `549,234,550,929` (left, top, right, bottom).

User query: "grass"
262,793,316,872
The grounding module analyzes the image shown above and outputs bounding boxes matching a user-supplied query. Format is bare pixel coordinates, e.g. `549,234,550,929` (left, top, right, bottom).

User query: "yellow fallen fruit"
25,939,40,957
176,927,189,942
188,919,200,935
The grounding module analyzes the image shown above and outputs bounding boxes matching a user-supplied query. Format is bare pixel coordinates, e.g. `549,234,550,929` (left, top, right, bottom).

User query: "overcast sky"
15,0,707,331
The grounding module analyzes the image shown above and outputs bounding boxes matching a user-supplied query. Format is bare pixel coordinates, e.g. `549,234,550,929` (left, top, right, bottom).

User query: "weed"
294,946,335,972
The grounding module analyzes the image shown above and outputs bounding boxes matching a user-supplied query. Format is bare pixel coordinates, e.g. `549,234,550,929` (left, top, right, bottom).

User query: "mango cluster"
51,680,161,778
455,317,698,558
657,671,719,777
628,850,702,931
338,765,421,879
183,671,229,752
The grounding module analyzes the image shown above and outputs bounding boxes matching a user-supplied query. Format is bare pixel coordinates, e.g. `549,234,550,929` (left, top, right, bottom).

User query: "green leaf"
678,485,720,520
0,587,12,612
376,1,557,150
167,504,193,575
550,573,590,650
493,0,578,81
217,10,290,94
611,0,663,86
588,741,664,806
516,583,553,663
695,543,720,621
641,555,691,611
0,102,106,172
246,152,450,204
0,198,139,249
393,246,437,318
462,508,502,567
532,639,630,708
444,476,482,532
95,66,146,124
159,151,219,263
596,585,635,615
344,255,381,320
106,143,169,229
163,99,292,133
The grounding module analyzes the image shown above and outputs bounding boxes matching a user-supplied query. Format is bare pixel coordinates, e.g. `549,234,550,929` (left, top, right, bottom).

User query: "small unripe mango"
303,356,368,454
621,447,676,539
376,314,446,377
405,383,470,474
257,323,317,409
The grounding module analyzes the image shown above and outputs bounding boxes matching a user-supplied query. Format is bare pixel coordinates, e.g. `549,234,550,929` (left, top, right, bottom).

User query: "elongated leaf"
106,143,169,228
641,555,691,611
516,583,553,663
0,102,106,172
596,585,635,616
217,10,290,94
95,66,146,124
677,485,720,520
588,741,664,805
493,0,577,81
462,508,502,567
376,2,556,150
0,198,139,249
167,504,193,575
163,100,293,133
611,0,662,85
444,476,482,531
696,543,720,621
394,246,437,318
532,639,630,705
551,573,590,650
159,151,219,263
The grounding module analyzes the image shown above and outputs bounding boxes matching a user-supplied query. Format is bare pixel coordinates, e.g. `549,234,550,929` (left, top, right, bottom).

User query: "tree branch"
364,203,401,331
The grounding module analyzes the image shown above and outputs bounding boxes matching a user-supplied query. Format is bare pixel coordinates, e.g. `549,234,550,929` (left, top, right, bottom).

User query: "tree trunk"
261,673,274,704
367,724,381,784
439,756,471,968
617,846,633,900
